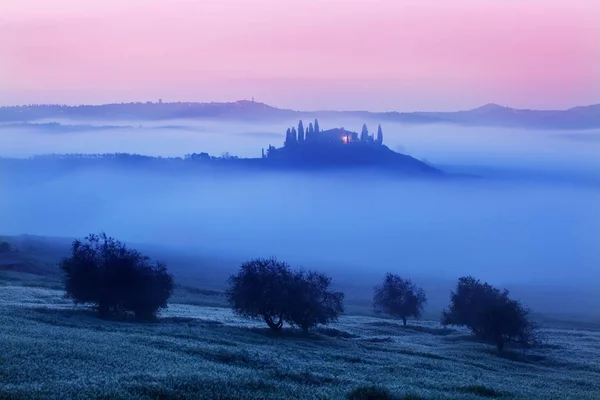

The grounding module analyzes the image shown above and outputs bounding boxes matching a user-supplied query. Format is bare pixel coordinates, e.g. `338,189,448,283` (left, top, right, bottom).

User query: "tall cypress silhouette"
376,124,383,145
285,128,292,147
360,124,369,142
298,120,305,142
314,119,320,133
308,122,314,140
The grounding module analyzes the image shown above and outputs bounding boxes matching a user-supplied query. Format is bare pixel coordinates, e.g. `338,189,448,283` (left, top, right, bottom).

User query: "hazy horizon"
2,0,599,111
1,99,599,113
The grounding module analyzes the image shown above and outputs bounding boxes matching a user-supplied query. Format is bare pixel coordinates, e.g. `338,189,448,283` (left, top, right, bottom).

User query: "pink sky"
1,0,599,111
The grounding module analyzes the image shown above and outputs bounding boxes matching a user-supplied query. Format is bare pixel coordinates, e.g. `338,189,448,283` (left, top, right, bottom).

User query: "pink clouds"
1,0,598,110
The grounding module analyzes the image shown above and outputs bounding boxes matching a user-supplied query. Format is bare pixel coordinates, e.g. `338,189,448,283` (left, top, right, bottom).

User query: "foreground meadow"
1,276,599,400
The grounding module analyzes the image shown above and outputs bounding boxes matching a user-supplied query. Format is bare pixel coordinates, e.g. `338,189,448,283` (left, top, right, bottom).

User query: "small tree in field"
373,273,427,326
442,276,537,351
226,258,292,331
59,233,173,320
286,270,344,333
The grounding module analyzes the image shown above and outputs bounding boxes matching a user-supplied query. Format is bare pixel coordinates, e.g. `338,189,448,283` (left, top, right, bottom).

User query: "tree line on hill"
284,120,384,147
59,233,538,352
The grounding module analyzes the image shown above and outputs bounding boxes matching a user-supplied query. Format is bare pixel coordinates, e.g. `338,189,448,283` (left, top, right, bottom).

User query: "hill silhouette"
1,100,599,129
266,140,441,176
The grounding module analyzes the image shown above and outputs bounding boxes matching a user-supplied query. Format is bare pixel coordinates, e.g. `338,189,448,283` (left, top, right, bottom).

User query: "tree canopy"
226,258,344,333
59,233,173,320
373,273,427,326
287,270,344,333
226,258,292,331
442,276,537,351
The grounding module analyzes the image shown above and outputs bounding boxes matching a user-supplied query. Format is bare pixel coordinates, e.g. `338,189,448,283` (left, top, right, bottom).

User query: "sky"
1,0,599,111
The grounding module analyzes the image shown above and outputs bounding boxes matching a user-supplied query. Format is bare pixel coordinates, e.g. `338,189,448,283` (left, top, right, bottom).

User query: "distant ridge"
1,100,599,129
469,103,508,112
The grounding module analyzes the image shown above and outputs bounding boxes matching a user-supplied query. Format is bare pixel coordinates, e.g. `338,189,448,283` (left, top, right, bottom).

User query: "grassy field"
1,272,599,400
1,236,599,399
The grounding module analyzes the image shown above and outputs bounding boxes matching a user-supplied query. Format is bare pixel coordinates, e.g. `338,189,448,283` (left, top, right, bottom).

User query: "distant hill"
413,103,600,130
1,100,598,129
0,143,444,180
266,141,442,176
0,122,130,133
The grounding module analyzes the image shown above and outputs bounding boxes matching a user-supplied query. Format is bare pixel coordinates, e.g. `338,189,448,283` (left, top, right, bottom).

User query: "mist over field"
1,118,599,317
2,117,600,169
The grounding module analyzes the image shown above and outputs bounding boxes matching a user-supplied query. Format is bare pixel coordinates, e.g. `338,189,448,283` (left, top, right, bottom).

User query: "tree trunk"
98,302,110,319
264,315,283,332
402,317,407,327
302,324,310,335
496,339,505,352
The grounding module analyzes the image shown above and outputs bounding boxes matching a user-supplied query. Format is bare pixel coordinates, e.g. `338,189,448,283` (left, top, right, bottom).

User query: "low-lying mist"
2,167,599,314
2,117,600,171
1,117,599,317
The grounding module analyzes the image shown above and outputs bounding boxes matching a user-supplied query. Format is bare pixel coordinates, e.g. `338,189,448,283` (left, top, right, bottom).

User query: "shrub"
373,273,427,326
226,257,292,331
442,276,536,351
59,233,173,320
286,269,344,333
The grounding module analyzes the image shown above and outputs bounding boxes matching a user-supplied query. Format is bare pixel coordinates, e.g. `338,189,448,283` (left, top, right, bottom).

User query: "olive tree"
442,276,537,351
373,273,427,326
226,258,292,331
59,233,173,320
226,258,345,333
286,270,344,333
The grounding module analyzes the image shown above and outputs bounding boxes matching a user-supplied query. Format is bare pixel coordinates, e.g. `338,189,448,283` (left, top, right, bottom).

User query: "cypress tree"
314,119,320,133
308,123,314,140
291,127,298,143
360,124,369,142
376,124,383,145
285,128,292,147
298,120,305,142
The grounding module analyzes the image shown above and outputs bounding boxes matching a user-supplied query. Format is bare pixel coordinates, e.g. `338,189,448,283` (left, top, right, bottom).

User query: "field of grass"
1,236,599,399
1,273,599,400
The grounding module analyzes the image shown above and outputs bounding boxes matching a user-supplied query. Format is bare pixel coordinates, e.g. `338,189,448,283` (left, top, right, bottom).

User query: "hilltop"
262,124,442,176
1,100,599,129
